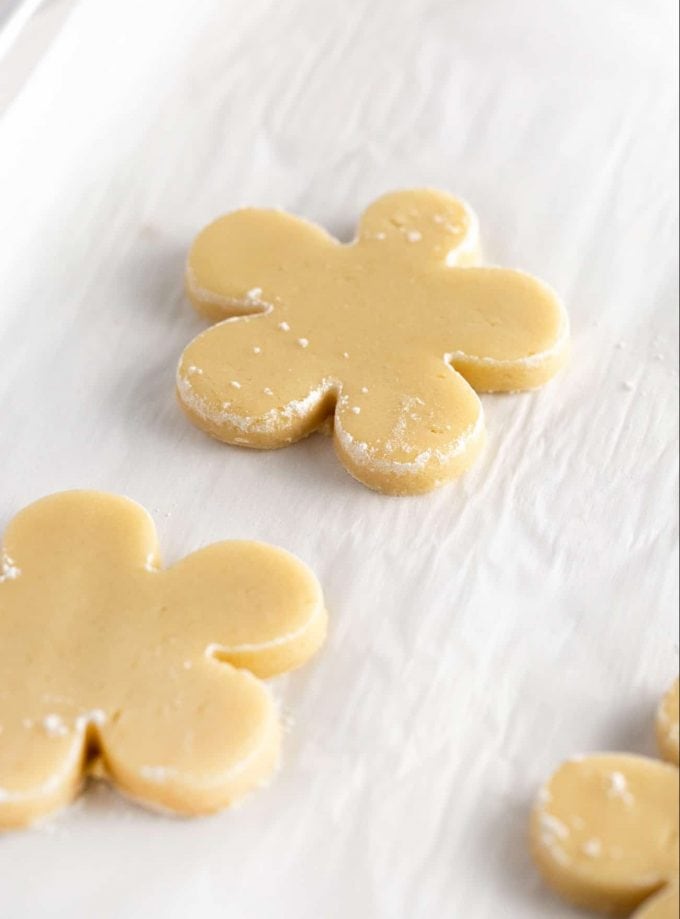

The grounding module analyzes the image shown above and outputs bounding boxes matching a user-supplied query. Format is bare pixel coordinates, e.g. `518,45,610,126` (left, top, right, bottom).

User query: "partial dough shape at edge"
0,494,329,826
656,678,679,766
530,753,680,915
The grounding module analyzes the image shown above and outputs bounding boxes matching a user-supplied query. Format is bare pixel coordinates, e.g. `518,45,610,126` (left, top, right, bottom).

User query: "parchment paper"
0,0,677,915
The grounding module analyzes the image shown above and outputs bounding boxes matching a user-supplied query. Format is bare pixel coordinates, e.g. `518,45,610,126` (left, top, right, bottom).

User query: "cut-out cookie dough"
656,678,679,766
0,491,327,828
177,188,568,495
531,679,680,916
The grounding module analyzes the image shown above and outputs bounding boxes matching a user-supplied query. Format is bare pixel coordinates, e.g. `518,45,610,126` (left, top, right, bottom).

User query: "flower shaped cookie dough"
0,491,327,828
177,189,568,495
531,679,680,916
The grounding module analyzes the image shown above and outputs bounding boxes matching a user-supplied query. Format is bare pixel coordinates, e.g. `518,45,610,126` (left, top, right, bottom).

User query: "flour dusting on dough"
334,396,484,477
144,553,159,573
177,373,335,436
607,770,634,805
186,264,270,315
581,838,603,858
140,765,176,783
42,714,69,738
0,550,21,582
75,709,107,731
537,810,571,866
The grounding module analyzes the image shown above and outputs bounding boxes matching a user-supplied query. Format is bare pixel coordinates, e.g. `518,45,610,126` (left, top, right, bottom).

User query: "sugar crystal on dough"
581,838,603,858
606,770,634,805
0,551,20,583
42,714,68,738
144,553,158,572
140,765,175,782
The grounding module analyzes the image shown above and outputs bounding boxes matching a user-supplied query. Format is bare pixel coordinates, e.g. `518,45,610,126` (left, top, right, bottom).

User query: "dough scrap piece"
178,188,568,495
656,678,679,766
531,682,680,916
0,491,327,828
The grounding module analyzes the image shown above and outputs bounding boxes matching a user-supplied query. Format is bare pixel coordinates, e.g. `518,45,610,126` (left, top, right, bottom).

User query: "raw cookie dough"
177,188,568,495
0,491,327,828
656,678,679,766
531,682,680,916
634,884,680,919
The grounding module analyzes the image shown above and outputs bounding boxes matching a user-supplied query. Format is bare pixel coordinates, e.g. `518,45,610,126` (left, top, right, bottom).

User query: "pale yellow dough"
178,188,568,495
633,884,680,919
656,678,679,766
0,491,327,828
531,681,680,916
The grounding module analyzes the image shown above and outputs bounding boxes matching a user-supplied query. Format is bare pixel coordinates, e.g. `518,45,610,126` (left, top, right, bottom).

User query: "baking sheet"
0,0,677,915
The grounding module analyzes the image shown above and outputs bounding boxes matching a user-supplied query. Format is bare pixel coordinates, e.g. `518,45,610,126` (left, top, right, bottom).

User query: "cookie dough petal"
424,267,568,392
187,208,336,321
100,662,280,815
633,884,680,919
333,359,484,494
656,678,679,765
1,491,160,579
531,754,680,915
178,317,336,448
161,541,327,679
357,188,480,267
0,717,86,828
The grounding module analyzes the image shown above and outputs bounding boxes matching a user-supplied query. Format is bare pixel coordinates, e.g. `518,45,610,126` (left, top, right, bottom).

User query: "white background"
0,1,678,916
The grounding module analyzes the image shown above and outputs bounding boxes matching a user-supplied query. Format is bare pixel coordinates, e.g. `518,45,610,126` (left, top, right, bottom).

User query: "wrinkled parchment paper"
0,0,677,915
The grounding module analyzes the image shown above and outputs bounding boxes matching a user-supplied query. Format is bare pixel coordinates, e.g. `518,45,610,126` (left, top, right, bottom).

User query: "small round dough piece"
656,678,679,766
531,754,679,915
633,884,680,919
